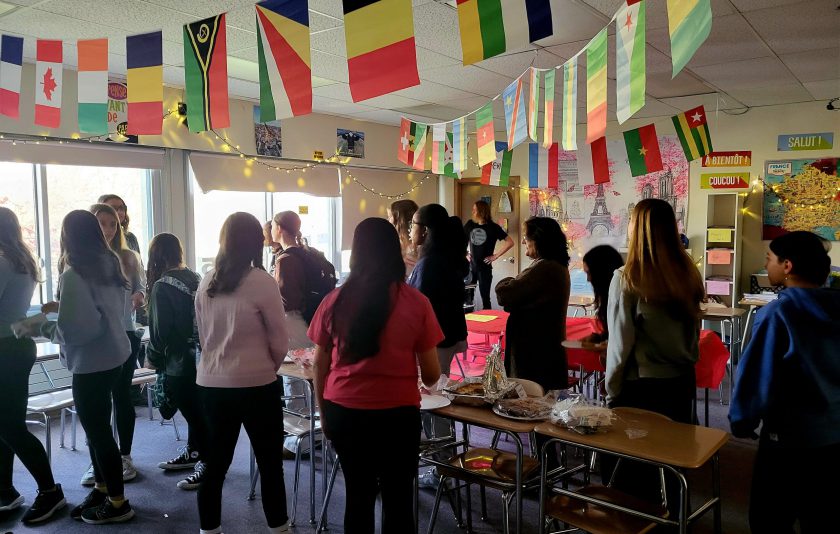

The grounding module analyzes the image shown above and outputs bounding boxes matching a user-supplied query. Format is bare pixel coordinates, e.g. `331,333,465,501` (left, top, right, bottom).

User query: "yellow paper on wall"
465,313,497,323
707,228,733,242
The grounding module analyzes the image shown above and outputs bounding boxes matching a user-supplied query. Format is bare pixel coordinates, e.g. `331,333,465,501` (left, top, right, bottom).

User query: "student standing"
145,233,206,491
464,200,514,310
38,210,134,524
0,207,65,524
98,194,141,255
730,231,840,534
195,212,290,534
581,245,625,343
310,218,442,534
387,199,419,277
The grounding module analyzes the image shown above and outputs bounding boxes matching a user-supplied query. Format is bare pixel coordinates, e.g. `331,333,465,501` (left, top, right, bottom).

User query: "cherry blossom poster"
529,135,689,275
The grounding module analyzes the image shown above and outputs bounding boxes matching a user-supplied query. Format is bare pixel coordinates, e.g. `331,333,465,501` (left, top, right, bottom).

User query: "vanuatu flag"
623,123,663,177
343,0,420,102
184,14,230,132
672,105,713,161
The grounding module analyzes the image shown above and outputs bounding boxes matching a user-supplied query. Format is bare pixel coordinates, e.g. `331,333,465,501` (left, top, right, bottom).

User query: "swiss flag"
398,117,414,166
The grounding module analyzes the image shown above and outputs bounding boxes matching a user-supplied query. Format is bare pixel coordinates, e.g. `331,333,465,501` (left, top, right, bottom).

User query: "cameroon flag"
672,105,712,161
184,14,230,132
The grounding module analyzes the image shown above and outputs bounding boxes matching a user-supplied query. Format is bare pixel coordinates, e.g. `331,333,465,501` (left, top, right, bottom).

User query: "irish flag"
667,0,712,76
527,68,539,141
481,142,511,186
528,142,558,189
34,40,62,128
476,102,496,167
586,28,607,144
616,0,646,124
77,39,108,134
561,57,577,150
542,68,555,148
623,123,663,177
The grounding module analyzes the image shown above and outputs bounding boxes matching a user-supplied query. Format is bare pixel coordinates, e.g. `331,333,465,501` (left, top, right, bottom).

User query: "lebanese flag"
35,40,62,128
591,136,610,184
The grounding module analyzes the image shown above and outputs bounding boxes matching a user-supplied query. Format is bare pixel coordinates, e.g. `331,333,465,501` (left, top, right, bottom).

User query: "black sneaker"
158,446,199,470
81,499,135,524
70,488,107,520
0,487,23,511
21,484,66,524
176,461,206,490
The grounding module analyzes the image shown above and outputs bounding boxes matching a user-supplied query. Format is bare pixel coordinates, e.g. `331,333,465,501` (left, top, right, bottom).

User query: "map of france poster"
763,158,839,241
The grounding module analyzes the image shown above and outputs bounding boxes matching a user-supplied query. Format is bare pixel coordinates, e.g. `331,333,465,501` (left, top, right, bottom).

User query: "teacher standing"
464,200,514,310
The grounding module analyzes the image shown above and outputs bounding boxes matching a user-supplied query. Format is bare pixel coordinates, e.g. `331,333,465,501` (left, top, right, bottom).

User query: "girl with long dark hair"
145,233,206,491
98,194,140,255
581,245,624,342
195,212,290,534
387,199,419,276
0,207,65,524
310,217,442,533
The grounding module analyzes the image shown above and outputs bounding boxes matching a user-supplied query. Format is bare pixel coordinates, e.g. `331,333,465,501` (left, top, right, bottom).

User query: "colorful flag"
184,15,230,133
481,142,512,186
412,122,428,170
528,68,539,141
591,136,609,184
77,39,108,134
503,77,527,149
34,40,62,128
672,105,713,161
586,28,607,144
441,132,460,179
452,116,467,174
256,0,312,120
431,123,446,174
456,0,553,65
616,0,646,124
561,58,577,150
126,31,163,135
398,117,414,165
343,0,420,102
0,35,23,119
542,68,555,148
623,123,663,177
528,142,558,189
667,0,712,77
475,103,496,167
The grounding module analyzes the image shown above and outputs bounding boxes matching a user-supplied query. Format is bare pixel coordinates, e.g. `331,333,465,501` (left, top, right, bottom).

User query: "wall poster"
763,158,839,241
337,128,364,158
254,106,282,157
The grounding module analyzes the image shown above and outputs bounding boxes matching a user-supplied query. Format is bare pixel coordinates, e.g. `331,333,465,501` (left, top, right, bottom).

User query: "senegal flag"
184,14,230,132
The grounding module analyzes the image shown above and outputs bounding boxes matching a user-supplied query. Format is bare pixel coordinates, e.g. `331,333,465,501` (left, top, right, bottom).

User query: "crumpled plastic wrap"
550,393,615,434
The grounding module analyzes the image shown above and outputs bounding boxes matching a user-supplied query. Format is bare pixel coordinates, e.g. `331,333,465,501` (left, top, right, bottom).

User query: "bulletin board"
762,158,840,241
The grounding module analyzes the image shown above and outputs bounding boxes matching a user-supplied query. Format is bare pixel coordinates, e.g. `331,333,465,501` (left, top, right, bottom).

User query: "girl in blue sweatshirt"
730,231,840,534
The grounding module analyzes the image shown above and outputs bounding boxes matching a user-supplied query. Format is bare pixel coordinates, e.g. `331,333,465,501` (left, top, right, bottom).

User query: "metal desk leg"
508,431,524,534
305,380,317,524
676,470,689,534
713,454,722,534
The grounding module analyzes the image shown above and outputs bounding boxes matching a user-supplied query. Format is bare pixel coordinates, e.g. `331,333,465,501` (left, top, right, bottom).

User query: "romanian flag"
528,142,558,189
503,76,527,149
667,0,712,77
343,0,420,102
616,0,646,124
586,28,607,144
452,116,467,174
481,142,511,187
126,31,163,135
672,105,713,161
184,14,230,133
457,0,553,65
34,40,62,128
77,39,108,134
623,124,663,177
256,0,312,120
412,122,428,170
475,102,496,167
591,136,610,184
561,58,577,150
0,35,23,119
527,68,539,141
542,68,555,148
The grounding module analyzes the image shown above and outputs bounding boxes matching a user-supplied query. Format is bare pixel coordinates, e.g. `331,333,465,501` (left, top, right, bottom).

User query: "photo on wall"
763,158,839,241
337,128,365,158
254,106,282,157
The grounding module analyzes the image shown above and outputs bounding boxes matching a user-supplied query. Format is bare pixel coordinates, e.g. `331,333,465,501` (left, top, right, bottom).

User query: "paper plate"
420,394,451,411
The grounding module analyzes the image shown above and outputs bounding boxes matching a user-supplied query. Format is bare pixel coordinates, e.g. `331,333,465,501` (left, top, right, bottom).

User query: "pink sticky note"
707,250,732,265
706,280,731,295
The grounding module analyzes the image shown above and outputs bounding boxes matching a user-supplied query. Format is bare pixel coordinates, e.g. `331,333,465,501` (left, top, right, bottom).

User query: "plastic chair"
26,390,75,463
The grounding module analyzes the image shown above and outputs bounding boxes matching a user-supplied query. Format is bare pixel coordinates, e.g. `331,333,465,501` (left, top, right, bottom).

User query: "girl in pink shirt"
309,217,442,534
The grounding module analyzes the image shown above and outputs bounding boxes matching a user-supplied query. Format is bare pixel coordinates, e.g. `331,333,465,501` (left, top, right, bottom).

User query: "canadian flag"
35,40,62,128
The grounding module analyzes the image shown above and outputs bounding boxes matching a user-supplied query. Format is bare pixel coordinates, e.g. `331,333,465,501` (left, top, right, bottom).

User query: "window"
0,163,38,304
270,193,337,264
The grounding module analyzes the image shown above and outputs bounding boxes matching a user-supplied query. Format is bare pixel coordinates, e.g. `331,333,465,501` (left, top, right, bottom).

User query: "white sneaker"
80,464,96,486
122,455,137,482
268,521,290,533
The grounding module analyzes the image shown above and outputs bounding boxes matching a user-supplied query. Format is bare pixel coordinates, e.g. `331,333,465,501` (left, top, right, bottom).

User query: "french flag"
0,35,23,119
528,142,559,189
34,39,62,128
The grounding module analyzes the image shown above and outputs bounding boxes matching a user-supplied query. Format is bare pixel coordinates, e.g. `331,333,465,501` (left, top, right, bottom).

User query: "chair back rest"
509,378,544,397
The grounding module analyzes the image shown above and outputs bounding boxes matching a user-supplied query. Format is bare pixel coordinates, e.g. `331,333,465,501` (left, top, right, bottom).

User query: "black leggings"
73,365,124,497
113,331,141,456
0,337,55,491
198,381,288,530
470,266,493,310
323,399,420,534
167,372,206,457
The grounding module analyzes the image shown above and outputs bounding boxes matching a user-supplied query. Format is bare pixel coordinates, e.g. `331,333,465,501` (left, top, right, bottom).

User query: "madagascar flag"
343,0,420,102
623,124,663,177
184,14,230,132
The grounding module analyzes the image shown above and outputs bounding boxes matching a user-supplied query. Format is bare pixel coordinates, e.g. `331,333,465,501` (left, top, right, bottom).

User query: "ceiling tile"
726,83,814,106
413,1,462,60
745,1,840,55
534,1,611,46
623,99,680,119
308,0,344,19
421,65,512,98
781,48,840,83
313,83,354,102
313,95,376,115
647,69,712,99
230,46,257,63
803,79,840,100
394,80,483,101
342,109,404,126
416,46,465,72
360,93,431,109
227,56,258,83
691,57,798,90
661,93,747,112
729,0,814,12
446,96,495,112
311,27,346,56
311,50,349,83
582,0,736,30
395,104,471,121
227,77,261,101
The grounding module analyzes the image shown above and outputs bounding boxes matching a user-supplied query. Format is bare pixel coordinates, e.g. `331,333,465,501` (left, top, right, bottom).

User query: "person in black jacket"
144,233,205,492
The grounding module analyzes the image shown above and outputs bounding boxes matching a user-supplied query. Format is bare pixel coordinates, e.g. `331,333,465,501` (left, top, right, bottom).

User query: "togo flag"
481,142,512,186
184,14,230,132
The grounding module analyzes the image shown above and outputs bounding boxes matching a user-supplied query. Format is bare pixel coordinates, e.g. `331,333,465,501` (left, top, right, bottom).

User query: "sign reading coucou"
700,172,750,189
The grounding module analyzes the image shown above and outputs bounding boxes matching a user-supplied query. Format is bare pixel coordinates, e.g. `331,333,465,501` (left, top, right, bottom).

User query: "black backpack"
280,246,337,324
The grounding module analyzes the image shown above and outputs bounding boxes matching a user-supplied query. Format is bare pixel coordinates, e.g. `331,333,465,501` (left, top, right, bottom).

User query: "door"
456,177,520,310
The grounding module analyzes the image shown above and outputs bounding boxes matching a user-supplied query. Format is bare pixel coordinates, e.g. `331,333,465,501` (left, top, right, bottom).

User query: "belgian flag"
184,14,230,132
343,0,420,102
